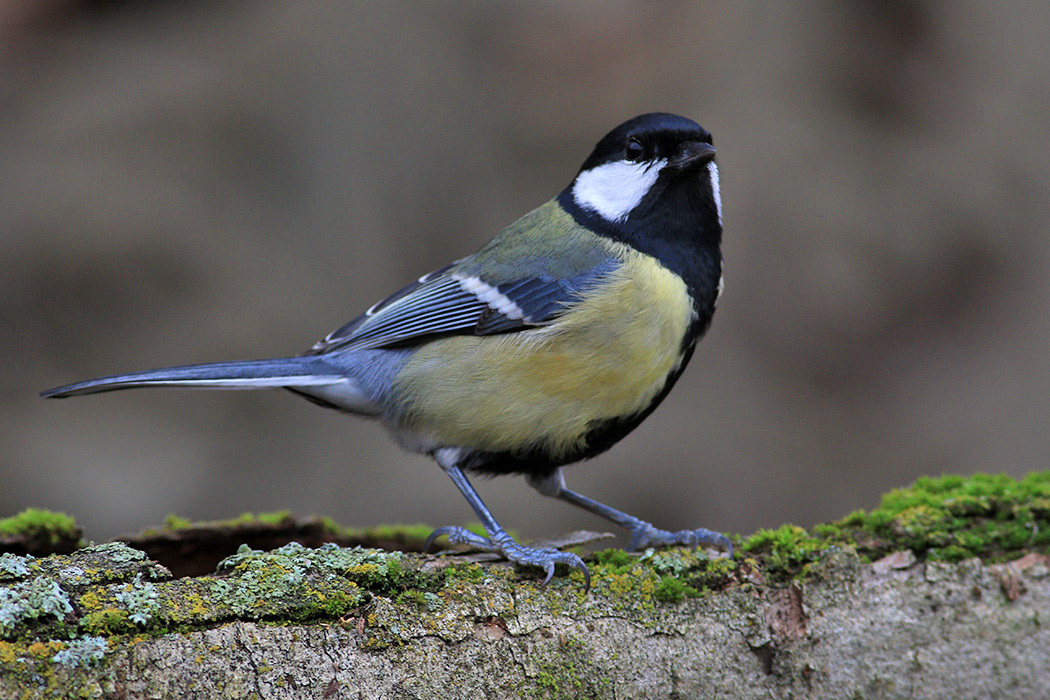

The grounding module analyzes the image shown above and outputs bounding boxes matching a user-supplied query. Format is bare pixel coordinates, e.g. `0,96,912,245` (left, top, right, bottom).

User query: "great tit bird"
42,112,730,589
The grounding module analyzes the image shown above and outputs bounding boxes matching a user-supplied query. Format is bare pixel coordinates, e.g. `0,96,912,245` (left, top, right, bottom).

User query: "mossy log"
2,473,1049,699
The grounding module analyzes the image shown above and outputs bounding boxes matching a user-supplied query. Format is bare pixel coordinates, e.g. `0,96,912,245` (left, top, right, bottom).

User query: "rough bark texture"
1,541,1048,699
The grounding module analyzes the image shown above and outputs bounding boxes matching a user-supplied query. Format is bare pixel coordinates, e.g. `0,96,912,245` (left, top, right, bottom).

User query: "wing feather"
308,258,619,355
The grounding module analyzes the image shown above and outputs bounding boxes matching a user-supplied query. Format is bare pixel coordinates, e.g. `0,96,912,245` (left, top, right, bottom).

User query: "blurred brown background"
3,1,1048,544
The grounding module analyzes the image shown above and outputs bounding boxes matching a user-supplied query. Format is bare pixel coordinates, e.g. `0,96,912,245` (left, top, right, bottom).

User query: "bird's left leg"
424,449,590,588
526,467,733,555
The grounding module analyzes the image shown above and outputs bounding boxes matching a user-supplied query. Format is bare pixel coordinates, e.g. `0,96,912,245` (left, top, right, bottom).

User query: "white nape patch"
716,272,725,302
455,275,525,320
708,161,723,226
572,159,666,222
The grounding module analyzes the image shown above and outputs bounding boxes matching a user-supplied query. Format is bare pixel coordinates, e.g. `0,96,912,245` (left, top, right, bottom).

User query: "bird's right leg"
424,448,590,589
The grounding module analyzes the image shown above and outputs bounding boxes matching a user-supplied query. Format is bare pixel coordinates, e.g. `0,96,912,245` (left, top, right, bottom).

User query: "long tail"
41,357,344,398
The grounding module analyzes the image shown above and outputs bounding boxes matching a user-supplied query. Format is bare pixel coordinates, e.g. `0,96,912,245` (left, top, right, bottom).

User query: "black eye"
624,139,644,162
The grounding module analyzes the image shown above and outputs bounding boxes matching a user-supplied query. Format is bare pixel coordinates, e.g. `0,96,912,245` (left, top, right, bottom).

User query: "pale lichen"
0,553,33,580
51,636,107,668
114,574,160,626
0,577,72,638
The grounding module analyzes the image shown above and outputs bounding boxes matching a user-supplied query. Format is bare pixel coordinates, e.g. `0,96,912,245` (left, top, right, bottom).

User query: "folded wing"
308,259,619,355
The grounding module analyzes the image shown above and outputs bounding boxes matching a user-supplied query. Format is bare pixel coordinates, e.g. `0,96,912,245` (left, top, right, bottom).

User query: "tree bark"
1,539,1047,699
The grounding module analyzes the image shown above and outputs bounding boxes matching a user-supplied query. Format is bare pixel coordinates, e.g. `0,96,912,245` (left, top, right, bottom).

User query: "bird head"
568,113,722,230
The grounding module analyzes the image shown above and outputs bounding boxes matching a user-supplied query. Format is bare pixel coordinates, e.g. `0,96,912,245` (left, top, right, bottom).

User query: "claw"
423,526,456,552
424,524,591,591
424,525,496,552
571,560,591,594
541,563,555,588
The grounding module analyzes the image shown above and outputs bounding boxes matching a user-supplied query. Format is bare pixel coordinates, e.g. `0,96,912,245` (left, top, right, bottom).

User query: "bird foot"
626,522,734,556
425,526,590,591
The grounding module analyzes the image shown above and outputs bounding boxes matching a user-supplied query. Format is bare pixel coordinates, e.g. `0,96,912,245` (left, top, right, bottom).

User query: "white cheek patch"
708,161,723,226
572,159,666,222
455,275,526,320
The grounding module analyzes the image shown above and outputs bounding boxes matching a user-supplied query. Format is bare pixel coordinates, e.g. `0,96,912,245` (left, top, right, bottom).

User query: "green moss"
583,546,741,609
0,509,79,545
591,549,634,573
162,514,192,530
172,541,420,625
583,471,1048,601
853,472,1050,558
147,510,296,537
341,522,435,542
1,537,437,647
205,542,351,621
251,511,294,526
653,575,697,603
741,524,829,578
527,633,609,699
312,589,359,617
77,591,102,612
396,589,429,609
2,470,1044,665
78,609,134,636
441,561,486,583
743,472,1050,580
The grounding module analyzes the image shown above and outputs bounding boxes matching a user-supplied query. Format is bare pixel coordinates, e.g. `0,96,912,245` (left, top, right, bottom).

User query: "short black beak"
670,141,716,169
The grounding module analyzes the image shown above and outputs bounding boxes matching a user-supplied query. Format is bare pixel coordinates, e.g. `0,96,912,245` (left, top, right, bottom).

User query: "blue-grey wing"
308,259,618,355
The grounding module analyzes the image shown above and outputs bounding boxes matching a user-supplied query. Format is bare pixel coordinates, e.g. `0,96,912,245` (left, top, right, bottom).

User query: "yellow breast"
392,245,696,460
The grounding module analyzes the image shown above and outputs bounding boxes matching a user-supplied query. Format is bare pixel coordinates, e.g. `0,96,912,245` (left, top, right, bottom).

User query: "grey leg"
527,468,733,555
424,449,590,589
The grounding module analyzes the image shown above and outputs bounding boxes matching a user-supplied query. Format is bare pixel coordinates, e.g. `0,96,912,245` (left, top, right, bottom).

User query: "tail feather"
41,357,343,398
